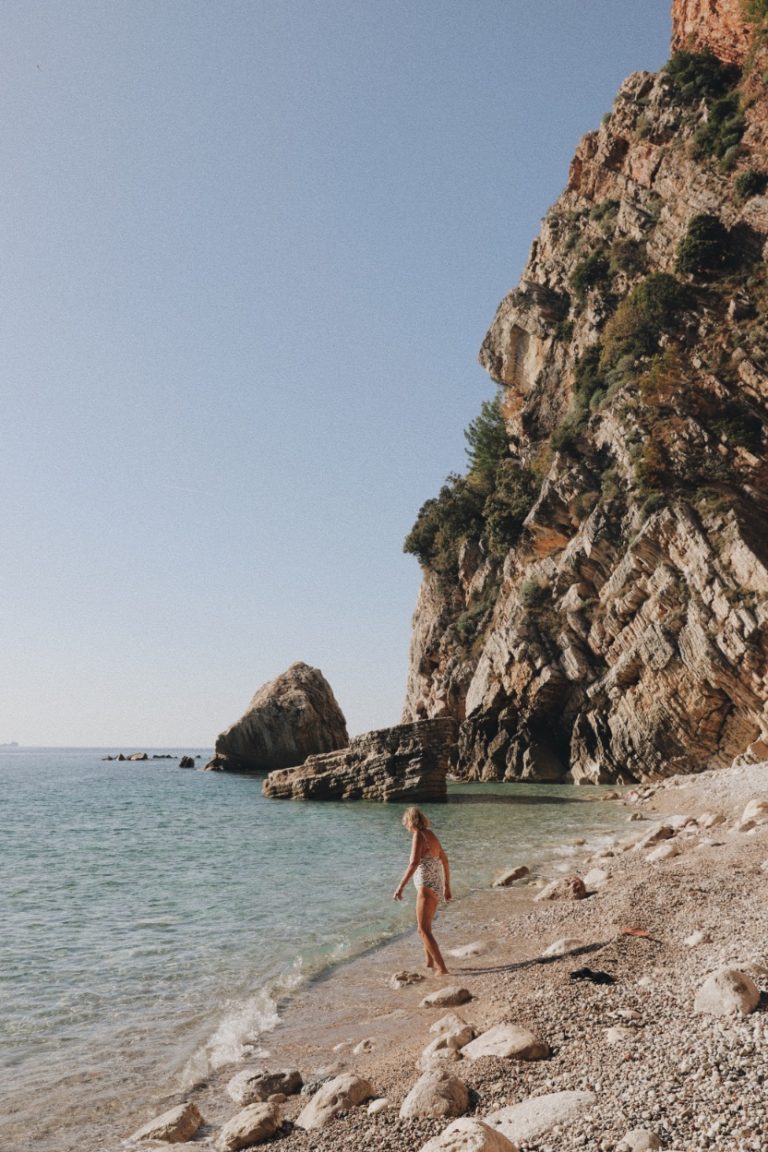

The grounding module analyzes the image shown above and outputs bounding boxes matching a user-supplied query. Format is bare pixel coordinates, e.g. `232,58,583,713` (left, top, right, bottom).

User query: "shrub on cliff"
676,214,732,277
734,169,768,201
483,460,539,553
664,49,740,102
464,392,507,481
570,251,610,302
600,273,688,370
403,474,486,576
692,93,746,167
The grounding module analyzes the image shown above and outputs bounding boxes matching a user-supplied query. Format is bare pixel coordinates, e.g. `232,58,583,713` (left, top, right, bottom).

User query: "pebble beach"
125,761,768,1152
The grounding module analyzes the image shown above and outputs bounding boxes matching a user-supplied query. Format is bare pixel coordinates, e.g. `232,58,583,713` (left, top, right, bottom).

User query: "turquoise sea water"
1,748,628,1151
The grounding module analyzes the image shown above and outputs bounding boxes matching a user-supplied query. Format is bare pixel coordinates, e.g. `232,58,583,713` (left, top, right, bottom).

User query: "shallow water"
0,748,628,1150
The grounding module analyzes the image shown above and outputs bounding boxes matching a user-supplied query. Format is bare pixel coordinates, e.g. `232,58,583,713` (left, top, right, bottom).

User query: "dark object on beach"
569,967,615,985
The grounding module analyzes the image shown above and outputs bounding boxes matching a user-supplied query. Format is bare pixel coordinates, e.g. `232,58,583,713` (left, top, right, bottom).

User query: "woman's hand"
393,887,404,902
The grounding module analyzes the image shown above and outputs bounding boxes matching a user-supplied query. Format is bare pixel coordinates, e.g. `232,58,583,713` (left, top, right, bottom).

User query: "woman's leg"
416,888,448,975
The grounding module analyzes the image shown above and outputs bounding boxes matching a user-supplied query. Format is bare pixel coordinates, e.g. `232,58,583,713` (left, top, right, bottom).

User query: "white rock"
420,986,473,1008
684,929,711,947
485,1091,596,1144
492,866,530,887
418,1037,463,1070
399,1068,470,1119
446,942,486,959
646,841,680,863
390,970,425,989
534,875,587,902
430,1013,472,1037
604,1025,633,1044
217,1103,281,1151
699,811,726,829
616,1128,662,1151
295,1074,373,1130
668,813,694,830
761,859,768,872
461,1023,549,1062
736,801,768,829
694,968,760,1016
367,1098,389,1115
352,1037,374,1055
419,1117,520,1152
582,867,609,889
424,1022,474,1050
634,823,674,849
128,1102,204,1145
542,937,586,957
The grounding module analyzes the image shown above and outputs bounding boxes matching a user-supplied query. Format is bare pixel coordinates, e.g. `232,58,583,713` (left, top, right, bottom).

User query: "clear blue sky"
3,1,671,746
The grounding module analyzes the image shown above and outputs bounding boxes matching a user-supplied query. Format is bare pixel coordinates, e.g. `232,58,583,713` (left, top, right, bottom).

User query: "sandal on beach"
569,966,615,985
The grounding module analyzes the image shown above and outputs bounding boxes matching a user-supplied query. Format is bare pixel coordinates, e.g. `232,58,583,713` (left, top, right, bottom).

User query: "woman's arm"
439,843,452,901
393,832,421,901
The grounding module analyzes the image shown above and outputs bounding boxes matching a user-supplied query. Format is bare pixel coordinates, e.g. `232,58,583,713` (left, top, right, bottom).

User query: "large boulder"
461,1024,549,1062
419,1118,520,1152
295,1073,373,1130
128,1102,203,1144
206,663,348,772
263,718,455,802
694,968,760,1017
226,1068,302,1105
485,1092,596,1145
399,1069,470,1119
217,1103,281,1151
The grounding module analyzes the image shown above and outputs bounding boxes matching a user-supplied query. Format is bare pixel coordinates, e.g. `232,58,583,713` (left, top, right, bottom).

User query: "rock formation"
261,717,455,801
207,662,348,772
402,10,768,783
671,0,753,66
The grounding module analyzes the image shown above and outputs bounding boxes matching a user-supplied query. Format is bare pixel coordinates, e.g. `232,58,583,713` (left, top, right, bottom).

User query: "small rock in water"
420,986,473,1008
390,970,426,989
492,866,530,888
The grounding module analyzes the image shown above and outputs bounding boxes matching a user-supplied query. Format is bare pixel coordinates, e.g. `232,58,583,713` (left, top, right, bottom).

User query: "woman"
393,806,452,975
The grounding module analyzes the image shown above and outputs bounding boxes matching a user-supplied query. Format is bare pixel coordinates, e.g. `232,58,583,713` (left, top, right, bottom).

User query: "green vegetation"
464,393,507,480
735,168,768,200
664,50,745,170
600,273,688,370
692,93,746,167
744,0,768,25
405,391,540,577
609,237,647,278
570,251,610,302
675,213,732,278
519,580,549,610
551,345,607,453
665,49,740,101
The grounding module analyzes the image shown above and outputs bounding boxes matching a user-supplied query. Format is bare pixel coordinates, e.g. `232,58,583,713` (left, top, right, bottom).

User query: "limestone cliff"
403,8,768,783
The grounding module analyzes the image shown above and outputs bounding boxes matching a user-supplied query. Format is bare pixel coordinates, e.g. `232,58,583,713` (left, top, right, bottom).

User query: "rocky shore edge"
123,762,768,1152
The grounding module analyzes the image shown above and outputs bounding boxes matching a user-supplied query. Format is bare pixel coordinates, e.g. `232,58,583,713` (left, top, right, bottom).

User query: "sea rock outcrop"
261,718,455,801
402,9,768,784
207,662,348,772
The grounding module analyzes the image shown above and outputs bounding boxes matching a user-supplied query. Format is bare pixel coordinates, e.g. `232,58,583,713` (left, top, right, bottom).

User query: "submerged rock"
206,662,348,773
127,1102,203,1144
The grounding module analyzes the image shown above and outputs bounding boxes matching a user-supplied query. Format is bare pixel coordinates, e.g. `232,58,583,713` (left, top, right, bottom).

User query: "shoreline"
136,761,768,1152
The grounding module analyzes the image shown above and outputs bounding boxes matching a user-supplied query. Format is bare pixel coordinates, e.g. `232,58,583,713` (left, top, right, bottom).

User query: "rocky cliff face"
672,0,753,65
403,10,768,784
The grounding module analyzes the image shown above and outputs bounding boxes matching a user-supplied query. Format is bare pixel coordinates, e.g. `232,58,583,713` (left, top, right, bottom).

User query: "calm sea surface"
1,748,629,1150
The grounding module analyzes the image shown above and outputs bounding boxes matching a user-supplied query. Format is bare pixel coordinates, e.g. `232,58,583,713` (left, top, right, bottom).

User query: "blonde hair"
402,806,429,832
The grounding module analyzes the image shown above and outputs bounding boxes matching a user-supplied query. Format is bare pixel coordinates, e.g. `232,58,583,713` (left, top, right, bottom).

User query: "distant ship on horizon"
0,741,19,747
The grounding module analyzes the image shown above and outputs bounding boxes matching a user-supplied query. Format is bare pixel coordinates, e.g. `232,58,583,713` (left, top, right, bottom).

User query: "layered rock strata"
671,0,753,66
262,718,456,801
207,662,348,772
403,14,768,782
